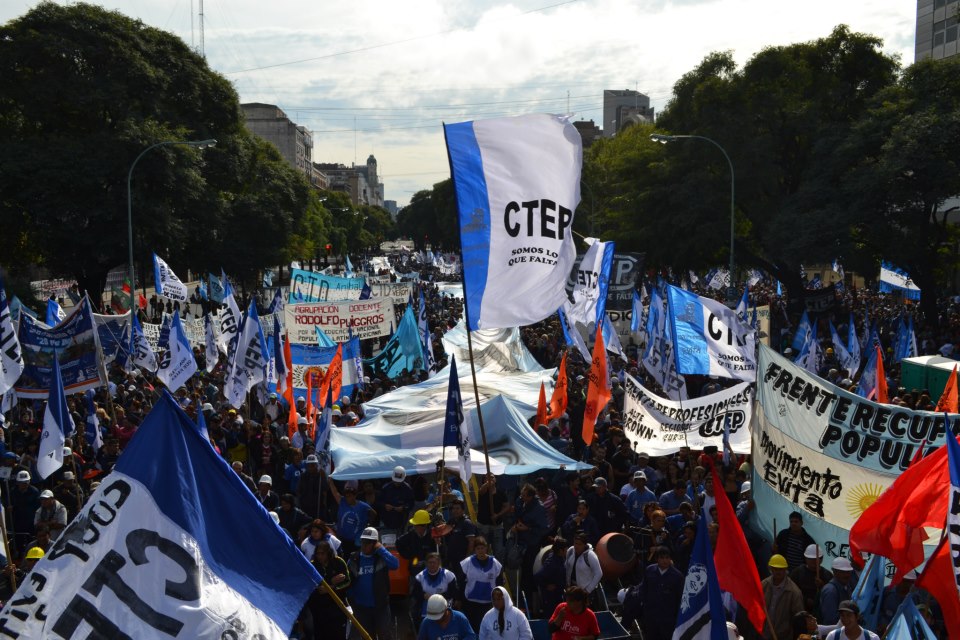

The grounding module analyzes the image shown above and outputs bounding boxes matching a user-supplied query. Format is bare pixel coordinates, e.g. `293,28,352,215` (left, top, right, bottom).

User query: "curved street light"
650,133,736,305
127,138,216,359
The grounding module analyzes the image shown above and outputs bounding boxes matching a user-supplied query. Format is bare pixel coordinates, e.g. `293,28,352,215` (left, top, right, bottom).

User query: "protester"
479,586,533,640
547,586,600,640
419,593,476,640
346,527,399,640
763,554,805,640
824,601,880,640
460,536,504,633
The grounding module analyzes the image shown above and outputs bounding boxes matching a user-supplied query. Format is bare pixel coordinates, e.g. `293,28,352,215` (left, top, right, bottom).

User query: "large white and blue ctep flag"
0,276,24,395
225,300,268,409
666,284,757,382
565,238,615,332
672,511,727,640
217,274,242,357
445,113,582,330
152,253,188,302
0,391,321,637
157,311,197,392
37,356,75,480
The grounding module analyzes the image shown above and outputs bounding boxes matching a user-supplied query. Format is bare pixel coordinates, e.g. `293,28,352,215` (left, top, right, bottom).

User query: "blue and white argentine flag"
666,284,757,382
445,113,582,330
152,253,188,301
37,356,74,480
672,515,726,640
0,391,321,637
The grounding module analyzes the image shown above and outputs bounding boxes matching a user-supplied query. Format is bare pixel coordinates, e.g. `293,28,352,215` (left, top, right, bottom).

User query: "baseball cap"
425,594,448,620
360,527,379,542
803,544,821,559
305,454,319,465
258,475,273,485
633,471,647,480
832,557,853,572
39,489,54,499
16,470,30,482
62,447,72,457
837,600,860,615
392,466,406,482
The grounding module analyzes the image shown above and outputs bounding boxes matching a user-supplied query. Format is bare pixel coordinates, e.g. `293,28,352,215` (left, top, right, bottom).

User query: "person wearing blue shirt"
347,527,399,640
657,481,689,515
328,477,373,556
419,594,476,640
624,472,658,522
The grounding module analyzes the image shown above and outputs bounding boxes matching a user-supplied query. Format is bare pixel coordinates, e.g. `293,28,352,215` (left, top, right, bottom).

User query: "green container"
899,356,956,397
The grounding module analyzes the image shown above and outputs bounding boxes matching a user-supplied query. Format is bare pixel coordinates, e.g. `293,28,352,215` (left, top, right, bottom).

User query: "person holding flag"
37,356,74,480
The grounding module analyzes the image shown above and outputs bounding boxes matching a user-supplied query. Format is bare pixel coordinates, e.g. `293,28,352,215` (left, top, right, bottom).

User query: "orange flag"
546,351,568,420
582,328,611,446
319,343,343,411
875,345,888,404
283,334,298,439
535,383,548,430
935,365,958,413
305,370,315,427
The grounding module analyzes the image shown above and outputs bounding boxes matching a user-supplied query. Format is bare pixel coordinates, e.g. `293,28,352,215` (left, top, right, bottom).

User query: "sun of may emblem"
845,483,884,518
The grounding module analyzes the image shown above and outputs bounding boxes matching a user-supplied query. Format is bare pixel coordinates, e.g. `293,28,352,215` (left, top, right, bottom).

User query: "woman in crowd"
411,552,459,632
460,536,504,633
301,519,341,559
563,533,602,596
479,586,533,640
302,540,351,640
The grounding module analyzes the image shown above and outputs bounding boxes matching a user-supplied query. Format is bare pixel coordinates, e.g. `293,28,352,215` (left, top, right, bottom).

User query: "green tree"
395,179,458,250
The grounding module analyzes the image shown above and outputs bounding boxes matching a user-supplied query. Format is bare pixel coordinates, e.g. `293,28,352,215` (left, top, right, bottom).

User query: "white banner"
284,300,391,344
565,238,615,328
622,374,752,455
368,282,412,305
446,113,581,330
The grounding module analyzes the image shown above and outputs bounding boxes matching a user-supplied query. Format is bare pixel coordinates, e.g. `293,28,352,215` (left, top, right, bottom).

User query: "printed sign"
284,300,390,344
622,374,752,455
368,282,412,305
288,268,365,303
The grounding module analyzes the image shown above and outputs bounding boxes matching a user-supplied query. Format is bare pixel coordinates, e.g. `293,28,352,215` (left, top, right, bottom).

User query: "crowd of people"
0,263,955,639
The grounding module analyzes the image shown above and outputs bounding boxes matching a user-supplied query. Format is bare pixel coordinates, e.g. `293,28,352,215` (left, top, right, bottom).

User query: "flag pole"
0,506,15,593
319,580,372,640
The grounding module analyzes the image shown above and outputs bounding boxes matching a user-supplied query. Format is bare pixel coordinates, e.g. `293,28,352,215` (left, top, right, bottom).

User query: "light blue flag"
345,255,354,274
672,513,727,640
644,284,663,360
45,298,65,327
195,399,210,442
847,312,862,377
364,305,428,378
557,305,591,362
857,345,882,401
198,279,208,301
885,596,938,640
776,280,782,296
829,320,853,377
37,355,75,479
631,289,642,333
314,326,336,348
792,310,812,352
208,272,226,303
851,554,886,630
794,321,820,374
893,315,917,363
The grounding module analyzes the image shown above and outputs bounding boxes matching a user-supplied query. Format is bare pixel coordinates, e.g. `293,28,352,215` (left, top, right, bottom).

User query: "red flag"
936,365,958,414
546,351,568,420
875,345,888,403
319,343,343,412
711,465,767,635
916,518,960,637
581,328,610,446
848,437,954,578
535,382,548,430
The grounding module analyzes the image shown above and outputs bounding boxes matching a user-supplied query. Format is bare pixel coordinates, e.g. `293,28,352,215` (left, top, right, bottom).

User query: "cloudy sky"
3,1,917,206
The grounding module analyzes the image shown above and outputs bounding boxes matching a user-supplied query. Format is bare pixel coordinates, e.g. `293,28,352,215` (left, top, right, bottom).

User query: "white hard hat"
258,475,273,486
740,481,751,494
425,594,448,620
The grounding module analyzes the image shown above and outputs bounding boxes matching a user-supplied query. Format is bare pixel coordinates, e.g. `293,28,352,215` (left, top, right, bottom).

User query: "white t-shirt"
825,627,880,640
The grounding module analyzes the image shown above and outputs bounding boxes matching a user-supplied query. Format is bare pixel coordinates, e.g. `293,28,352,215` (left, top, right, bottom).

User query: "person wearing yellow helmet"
397,509,437,577
762,554,804,640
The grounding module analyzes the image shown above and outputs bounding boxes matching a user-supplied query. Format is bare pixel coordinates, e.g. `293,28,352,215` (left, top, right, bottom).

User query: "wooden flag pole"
319,580,372,640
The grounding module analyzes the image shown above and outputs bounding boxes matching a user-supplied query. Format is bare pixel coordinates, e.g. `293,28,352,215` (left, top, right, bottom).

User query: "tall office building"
241,103,319,185
916,0,960,61
602,90,655,137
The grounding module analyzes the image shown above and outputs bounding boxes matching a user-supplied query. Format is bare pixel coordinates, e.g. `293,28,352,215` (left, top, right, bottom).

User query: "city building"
573,120,602,149
916,0,960,61
314,155,385,208
383,200,399,219
602,90,655,137
240,103,316,184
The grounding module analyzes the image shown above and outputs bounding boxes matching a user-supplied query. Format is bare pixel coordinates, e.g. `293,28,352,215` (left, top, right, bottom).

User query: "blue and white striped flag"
445,113,581,330
153,253,188,301
565,238,615,334
672,513,726,640
0,392,322,636
792,310,813,352
225,300,268,409
267,288,284,315
37,356,74,479
666,284,757,381
45,298,65,327
157,311,197,392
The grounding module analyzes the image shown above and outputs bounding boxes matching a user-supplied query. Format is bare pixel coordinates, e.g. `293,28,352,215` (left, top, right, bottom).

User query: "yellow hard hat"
25,547,44,560
409,509,432,526
768,554,788,569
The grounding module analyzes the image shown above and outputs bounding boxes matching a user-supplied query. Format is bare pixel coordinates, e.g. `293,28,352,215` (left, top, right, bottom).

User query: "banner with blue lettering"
15,298,104,399
0,391,321,637
445,113,581,330
288,268,365,303
751,345,945,560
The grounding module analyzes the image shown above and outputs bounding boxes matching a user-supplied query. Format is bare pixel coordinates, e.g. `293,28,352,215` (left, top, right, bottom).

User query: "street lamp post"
127,139,216,359
650,133,736,305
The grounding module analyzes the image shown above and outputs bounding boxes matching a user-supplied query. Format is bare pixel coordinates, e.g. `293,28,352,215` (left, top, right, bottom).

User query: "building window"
935,0,946,8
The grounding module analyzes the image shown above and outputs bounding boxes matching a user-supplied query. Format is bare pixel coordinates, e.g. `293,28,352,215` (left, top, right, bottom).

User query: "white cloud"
2,0,916,205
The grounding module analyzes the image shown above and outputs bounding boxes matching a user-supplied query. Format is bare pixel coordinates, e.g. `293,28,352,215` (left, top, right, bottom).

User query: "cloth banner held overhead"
564,238,616,330
267,338,362,404
152,253,187,301
445,113,581,330
622,374,752,456
16,298,103,398
285,299,390,344
750,345,945,561
367,282,412,306
0,392,321,637
288,268,365,303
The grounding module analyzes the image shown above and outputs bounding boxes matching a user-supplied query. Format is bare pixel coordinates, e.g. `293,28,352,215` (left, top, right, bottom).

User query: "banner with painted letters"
564,238,615,329
445,113,581,330
284,300,390,344
750,345,946,561
288,268,365,303
152,253,187,301
367,282,412,305
16,299,104,398
0,392,320,637
621,373,752,455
